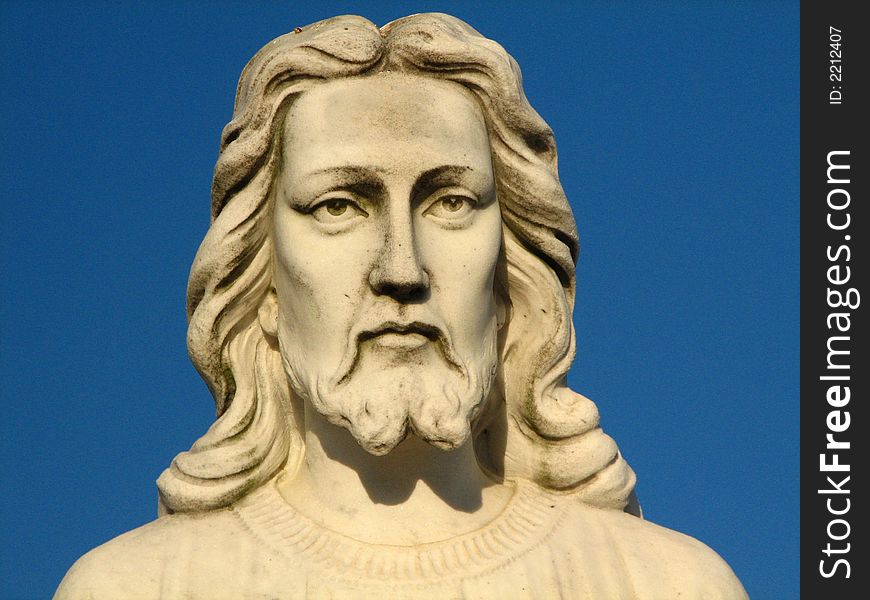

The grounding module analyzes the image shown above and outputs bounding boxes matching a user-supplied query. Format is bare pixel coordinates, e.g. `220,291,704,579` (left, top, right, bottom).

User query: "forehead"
280,73,491,175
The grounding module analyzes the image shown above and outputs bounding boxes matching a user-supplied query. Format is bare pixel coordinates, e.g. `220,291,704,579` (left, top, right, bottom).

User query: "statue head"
157,13,637,515
269,72,504,457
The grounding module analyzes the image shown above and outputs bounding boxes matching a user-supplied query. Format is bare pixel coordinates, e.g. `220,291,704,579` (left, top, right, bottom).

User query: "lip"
369,331,430,350
359,321,440,350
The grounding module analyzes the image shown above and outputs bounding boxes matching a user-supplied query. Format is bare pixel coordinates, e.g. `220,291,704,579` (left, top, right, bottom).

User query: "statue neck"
276,401,512,545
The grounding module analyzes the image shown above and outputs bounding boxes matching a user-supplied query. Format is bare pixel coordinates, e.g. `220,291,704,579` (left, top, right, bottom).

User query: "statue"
56,14,747,599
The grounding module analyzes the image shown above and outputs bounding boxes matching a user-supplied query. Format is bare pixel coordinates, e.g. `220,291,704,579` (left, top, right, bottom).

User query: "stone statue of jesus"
56,13,747,599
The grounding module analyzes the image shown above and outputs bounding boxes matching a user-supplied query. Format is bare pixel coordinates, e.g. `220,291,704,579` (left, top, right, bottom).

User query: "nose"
368,213,429,301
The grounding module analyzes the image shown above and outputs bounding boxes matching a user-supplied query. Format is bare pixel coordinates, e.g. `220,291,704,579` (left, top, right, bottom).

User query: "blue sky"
1,2,798,598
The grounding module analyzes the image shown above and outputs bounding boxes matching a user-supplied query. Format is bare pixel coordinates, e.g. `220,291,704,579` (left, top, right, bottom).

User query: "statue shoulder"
554,499,748,600
53,510,242,600
594,505,748,600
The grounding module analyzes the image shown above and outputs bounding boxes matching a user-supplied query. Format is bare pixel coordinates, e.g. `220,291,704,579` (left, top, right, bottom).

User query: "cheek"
271,216,376,348
421,211,502,329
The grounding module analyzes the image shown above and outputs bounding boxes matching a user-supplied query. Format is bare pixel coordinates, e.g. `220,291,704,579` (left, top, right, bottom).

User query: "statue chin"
294,338,497,456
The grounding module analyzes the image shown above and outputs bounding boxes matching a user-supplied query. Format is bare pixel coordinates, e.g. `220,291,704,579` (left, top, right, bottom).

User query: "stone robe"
55,478,747,600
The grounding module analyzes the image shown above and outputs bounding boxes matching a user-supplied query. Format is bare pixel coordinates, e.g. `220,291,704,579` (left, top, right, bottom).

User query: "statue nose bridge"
368,204,429,293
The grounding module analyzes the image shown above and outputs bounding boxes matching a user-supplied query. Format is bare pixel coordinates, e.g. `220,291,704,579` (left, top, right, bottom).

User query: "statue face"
271,73,503,454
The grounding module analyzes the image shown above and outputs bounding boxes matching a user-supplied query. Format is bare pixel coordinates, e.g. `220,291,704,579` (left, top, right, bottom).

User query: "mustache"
332,312,465,386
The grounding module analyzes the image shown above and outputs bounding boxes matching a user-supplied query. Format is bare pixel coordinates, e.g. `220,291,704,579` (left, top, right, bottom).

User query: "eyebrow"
305,165,387,179
300,164,483,201
302,166,386,197
411,165,477,200
413,165,472,189
305,165,472,180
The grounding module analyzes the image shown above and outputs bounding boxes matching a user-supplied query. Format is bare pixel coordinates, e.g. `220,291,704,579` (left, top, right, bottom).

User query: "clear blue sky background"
1,2,798,598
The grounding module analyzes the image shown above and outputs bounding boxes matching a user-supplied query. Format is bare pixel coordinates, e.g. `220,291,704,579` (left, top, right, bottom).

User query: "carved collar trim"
232,477,567,582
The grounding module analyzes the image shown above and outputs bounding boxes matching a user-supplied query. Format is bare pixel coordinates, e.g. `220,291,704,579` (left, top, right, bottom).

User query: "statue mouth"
358,321,441,350
333,320,462,385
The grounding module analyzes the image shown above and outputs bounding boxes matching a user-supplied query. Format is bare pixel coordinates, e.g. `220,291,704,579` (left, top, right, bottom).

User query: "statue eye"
326,201,347,216
441,198,465,212
424,195,475,221
310,197,367,223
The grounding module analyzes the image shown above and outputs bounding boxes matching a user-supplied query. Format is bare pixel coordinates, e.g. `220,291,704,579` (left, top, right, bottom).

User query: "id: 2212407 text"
829,26,843,105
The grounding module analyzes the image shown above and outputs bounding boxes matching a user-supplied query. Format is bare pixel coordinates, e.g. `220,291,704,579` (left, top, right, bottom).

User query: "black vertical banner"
801,2,866,597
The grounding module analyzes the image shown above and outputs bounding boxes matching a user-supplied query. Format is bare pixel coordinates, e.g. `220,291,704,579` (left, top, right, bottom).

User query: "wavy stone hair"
157,13,638,515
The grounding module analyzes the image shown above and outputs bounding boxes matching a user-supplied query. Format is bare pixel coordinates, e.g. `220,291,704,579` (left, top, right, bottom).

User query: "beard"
280,318,499,455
